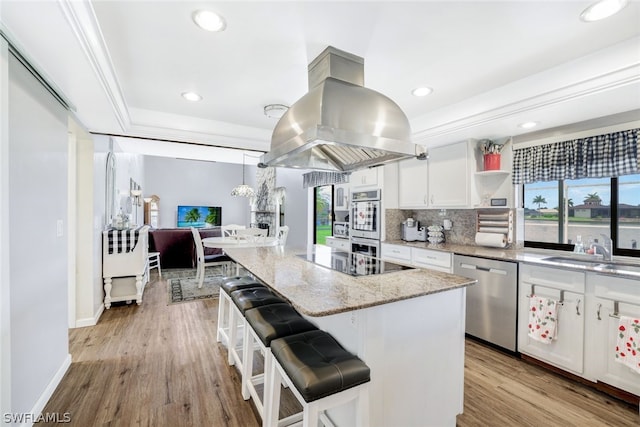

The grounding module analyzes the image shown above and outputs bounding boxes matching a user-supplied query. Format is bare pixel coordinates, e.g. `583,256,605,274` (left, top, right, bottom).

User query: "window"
314,185,332,245
524,174,639,256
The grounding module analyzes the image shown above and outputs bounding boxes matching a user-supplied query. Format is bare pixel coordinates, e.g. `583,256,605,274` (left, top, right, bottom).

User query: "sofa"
149,228,224,269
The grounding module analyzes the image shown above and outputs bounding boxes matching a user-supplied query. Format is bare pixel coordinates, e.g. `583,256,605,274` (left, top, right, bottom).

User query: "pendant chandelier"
231,152,255,197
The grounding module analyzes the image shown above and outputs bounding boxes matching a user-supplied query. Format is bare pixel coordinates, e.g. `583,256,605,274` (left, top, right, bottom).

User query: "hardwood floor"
38,275,639,426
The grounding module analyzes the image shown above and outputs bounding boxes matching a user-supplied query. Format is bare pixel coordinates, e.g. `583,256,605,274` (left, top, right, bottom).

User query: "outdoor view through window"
524,174,640,252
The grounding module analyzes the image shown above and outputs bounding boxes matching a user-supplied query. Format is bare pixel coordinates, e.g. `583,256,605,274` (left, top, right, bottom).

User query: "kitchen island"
223,245,476,427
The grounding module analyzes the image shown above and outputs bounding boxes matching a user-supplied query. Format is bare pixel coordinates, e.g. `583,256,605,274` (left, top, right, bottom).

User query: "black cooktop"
298,248,414,276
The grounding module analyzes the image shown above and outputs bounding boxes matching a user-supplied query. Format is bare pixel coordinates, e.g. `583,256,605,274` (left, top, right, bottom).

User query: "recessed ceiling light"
182,91,202,102
580,0,628,22
411,87,433,97
192,10,227,32
264,104,289,119
518,121,539,129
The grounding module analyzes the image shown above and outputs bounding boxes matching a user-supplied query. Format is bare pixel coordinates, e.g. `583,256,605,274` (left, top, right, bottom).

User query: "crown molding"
58,0,130,131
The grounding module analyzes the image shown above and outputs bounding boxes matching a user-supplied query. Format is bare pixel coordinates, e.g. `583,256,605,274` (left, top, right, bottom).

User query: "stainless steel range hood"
260,47,422,172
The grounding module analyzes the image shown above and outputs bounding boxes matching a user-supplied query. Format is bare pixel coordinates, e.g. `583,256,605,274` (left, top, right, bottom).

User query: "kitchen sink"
542,256,640,274
541,256,604,266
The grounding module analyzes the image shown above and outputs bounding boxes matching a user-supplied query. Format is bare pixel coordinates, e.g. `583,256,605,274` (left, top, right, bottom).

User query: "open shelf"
475,170,510,176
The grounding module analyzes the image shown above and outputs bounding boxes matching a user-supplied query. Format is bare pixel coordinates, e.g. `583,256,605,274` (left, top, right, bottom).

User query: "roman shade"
512,128,639,184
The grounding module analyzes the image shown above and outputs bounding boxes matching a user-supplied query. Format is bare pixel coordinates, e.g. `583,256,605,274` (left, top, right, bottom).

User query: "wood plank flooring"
38,275,639,426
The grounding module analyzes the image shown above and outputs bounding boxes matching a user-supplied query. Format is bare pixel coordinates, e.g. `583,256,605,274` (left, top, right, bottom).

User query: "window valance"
512,128,639,184
302,171,350,188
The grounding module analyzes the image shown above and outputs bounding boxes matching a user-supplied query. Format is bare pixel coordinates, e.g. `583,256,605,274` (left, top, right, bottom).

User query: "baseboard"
74,303,104,328
24,353,72,427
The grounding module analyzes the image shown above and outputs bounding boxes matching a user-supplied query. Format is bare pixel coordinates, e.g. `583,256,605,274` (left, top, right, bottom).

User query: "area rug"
164,266,228,304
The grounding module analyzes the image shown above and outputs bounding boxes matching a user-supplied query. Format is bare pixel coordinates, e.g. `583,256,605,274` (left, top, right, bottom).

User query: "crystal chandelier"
231,153,255,197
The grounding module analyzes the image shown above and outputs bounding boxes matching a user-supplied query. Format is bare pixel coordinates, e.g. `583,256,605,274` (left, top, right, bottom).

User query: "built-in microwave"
333,222,349,238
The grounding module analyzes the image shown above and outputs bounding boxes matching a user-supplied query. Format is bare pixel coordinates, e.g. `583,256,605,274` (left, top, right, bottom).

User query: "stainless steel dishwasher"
453,254,518,351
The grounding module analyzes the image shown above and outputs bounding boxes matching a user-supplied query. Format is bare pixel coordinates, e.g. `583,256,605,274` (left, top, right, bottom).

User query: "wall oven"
350,189,381,240
351,236,380,259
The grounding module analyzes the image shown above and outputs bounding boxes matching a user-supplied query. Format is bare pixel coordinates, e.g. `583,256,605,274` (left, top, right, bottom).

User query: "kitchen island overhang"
223,245,476,427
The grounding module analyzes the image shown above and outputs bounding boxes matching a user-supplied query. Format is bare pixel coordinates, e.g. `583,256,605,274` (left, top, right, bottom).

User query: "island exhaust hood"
260,47,423,172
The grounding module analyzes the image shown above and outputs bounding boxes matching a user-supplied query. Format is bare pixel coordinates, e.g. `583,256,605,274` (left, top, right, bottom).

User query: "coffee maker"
401,218,427,242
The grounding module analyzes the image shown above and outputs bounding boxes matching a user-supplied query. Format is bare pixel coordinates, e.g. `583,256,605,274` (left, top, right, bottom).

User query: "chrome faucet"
591,234,613,261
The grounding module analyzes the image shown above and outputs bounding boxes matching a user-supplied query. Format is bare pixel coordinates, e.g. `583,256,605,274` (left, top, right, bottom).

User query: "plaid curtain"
302,171,350,188
512,128,639,184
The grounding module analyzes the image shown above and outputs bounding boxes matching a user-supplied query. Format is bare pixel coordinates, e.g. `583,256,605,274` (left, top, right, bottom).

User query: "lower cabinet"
381,243,451,273
585,274,640,396
518,264,585,375
325,236,350,251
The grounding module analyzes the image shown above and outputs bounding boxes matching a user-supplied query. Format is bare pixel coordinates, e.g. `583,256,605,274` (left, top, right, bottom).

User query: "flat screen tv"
177,205,222,228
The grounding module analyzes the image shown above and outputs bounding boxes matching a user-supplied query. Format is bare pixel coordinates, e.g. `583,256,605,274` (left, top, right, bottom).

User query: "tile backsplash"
386,208,523,248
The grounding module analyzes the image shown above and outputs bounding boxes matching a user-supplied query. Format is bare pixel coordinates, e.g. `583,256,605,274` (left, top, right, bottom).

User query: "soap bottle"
574,235,584,254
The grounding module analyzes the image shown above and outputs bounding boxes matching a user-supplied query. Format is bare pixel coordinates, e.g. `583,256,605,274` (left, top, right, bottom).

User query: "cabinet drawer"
589,273,640,305
412,248,451,270
325,237,350,251
520,263,585,294
381,243,411,262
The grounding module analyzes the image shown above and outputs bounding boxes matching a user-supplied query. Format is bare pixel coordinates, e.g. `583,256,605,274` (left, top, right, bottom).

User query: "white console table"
102,226,150,309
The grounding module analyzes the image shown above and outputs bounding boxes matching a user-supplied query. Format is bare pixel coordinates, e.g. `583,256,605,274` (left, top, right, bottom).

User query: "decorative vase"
484,153,501,171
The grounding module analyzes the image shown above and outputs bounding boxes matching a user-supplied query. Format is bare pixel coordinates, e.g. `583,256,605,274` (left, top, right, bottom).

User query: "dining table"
201,236,279,249
202,235,280,274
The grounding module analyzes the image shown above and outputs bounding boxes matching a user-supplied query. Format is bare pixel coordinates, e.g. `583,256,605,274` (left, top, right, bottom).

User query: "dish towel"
354,202,374,231
614,315,640,375
107,227,141,254
527,295,558,344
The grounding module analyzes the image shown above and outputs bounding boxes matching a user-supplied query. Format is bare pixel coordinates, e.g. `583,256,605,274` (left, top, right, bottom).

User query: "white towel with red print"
527,295,558,344
614,316,640,375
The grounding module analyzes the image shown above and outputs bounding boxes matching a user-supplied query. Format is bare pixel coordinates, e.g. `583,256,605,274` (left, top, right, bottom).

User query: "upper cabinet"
397,140,472,209
428,141,470,208
398,157,429,209
333,183,350,211
350,167,379,188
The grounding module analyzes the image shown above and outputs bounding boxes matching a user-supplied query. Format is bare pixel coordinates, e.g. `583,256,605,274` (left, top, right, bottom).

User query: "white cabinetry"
333,183,350,211
381,243,412,264
412,247,452,273
585,274,640,396
398,157,429,208
518,264,585,375
381,243,451,273
428,141,470,208
325,236,350,251
350,167,379,188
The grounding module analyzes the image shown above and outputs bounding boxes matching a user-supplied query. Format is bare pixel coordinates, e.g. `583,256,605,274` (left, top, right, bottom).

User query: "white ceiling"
1,0,639,164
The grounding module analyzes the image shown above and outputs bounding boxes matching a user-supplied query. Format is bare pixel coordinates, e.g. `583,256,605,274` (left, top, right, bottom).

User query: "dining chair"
236,227,267,243
277,225,289,246
221,224,246,238
191,227,233,288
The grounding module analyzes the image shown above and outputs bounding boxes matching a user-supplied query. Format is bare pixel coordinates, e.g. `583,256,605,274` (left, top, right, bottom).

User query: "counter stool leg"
228,306,238,366
216,289,227,343
241,321,254,400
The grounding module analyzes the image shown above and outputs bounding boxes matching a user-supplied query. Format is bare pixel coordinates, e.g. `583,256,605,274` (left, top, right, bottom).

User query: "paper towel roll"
475,232,507,248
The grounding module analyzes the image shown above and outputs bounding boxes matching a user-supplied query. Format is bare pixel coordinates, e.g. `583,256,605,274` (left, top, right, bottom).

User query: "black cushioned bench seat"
245,303,317,347
221,277,264,295
270,330,371,402
230,287,286,313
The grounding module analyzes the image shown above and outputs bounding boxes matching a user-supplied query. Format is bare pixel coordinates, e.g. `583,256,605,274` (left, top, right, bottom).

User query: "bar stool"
147,251,162,278
242,303,317,421
228,287,286,369
217,276,264,346
266,330,371,427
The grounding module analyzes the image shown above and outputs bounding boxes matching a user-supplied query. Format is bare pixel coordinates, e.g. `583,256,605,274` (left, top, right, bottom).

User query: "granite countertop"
223,246,476,317
384,239,640,279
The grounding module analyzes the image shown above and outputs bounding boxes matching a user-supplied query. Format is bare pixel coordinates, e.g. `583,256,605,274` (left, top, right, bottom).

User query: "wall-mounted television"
177,205,222,228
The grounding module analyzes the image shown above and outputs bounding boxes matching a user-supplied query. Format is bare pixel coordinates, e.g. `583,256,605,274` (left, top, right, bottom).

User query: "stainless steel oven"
350,189,381,240
351,236,380,259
